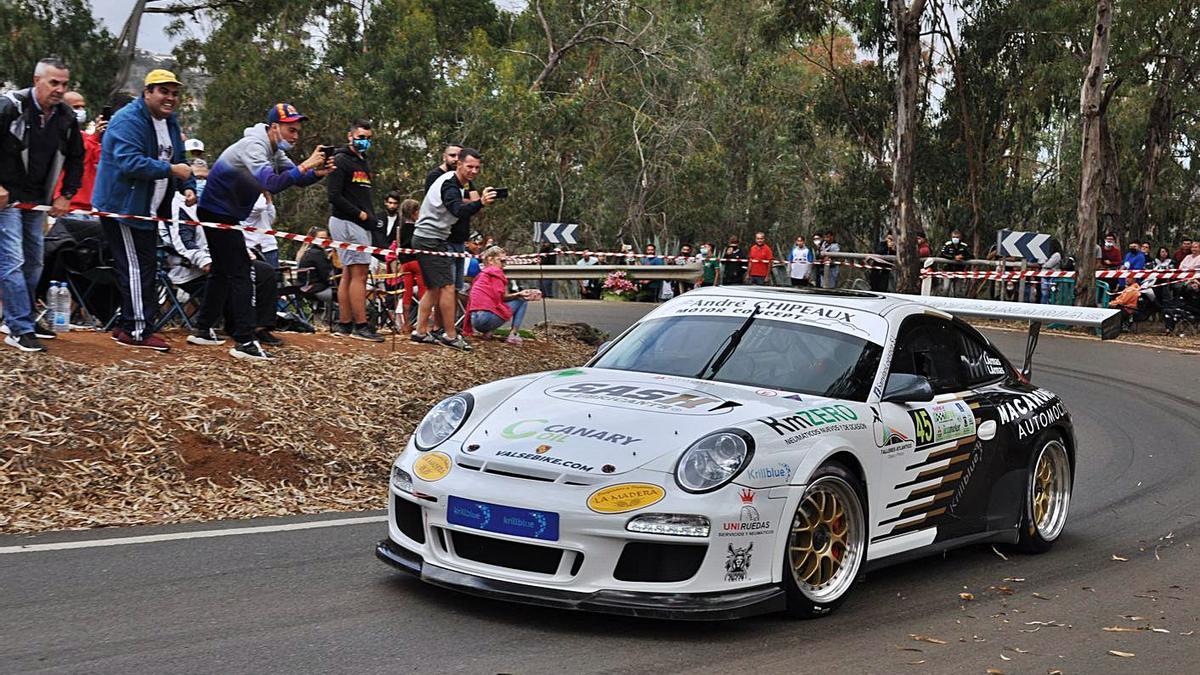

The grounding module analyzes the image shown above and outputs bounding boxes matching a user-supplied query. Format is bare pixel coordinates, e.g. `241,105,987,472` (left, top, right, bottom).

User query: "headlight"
674,429,754,493
414,394,474,450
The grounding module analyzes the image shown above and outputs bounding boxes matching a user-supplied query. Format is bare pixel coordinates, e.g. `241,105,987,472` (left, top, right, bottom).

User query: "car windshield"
591,315,883,401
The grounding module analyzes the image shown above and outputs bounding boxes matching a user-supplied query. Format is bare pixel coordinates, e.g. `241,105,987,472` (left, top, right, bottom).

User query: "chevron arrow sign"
997,229,1053,262
534,222,579,245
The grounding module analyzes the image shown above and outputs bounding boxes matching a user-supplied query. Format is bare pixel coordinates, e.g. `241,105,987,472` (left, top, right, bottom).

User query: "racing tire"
782,462,868,619
1015,434,1072,553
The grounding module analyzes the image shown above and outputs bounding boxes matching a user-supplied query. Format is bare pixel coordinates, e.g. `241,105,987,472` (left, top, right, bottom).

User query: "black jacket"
326,147,376,226
299,245,334,295
0,88,84,203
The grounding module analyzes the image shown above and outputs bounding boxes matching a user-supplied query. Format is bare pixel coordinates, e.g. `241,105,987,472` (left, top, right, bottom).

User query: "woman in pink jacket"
467,246,538,344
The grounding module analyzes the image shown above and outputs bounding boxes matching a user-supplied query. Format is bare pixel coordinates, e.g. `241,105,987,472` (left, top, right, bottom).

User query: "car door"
872,315,985,546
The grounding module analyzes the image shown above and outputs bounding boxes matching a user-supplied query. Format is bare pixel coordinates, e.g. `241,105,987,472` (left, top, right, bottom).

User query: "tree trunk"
1099,111,1122,238
890,0,927,293
1074,0,1113,307
111,0,148,96
1129,58,1177,241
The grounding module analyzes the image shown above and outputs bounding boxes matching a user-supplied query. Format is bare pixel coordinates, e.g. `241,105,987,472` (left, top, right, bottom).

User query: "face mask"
74,108,87,124
951,237,960,244
276,137,292,151
813,239,821,245
353,138,371,152
701,247,710,255
1104,242,1114,248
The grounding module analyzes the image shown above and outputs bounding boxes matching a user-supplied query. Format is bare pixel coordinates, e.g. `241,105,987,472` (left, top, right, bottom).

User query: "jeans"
471,299,527,334
261,249,280,269
749,275,768,286
0,206,47,335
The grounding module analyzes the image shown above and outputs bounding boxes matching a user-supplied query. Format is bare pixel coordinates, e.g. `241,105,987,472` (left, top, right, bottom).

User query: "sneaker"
5,332,45,352
431,328,446,340
352,326,385,343
230,340,272,361
505,334,524,345
256,329,284,347
0,324,8,335
114,330,170,351
410,331,437,345
331,323,352,337
34,318,57,339
111,327,130,342
438,334,472,352
187,328,226,346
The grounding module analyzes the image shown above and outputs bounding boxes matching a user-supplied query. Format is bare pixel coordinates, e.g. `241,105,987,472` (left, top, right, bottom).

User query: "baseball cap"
184,138,205,153
266,103,308,124
144,69,182,87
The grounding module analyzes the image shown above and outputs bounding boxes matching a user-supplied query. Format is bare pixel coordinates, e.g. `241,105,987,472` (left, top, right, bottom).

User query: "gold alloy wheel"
788,476,865,603
1031,440,1071,541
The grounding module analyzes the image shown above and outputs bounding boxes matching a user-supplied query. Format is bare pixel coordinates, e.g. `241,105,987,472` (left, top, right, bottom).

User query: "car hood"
462,368,820,475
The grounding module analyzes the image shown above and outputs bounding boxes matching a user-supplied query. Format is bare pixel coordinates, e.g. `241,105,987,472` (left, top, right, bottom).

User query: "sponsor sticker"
985,356,1007,376
870,406,914,457
587,483,666,513
909,400,976,448
413,451,452,482
494,449,595,473
724,542,753,581
745,462,792,483
500,418,643,446
757,404,868,445
656,296,885,340
719,489,775,538
996,389,1066,439
546,381,738,416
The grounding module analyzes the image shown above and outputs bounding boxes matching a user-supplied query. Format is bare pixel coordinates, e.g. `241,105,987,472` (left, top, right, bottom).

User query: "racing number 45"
910,409,934,446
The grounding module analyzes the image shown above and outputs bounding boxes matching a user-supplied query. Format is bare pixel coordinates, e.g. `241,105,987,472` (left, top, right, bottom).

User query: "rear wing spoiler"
886,294,1123,380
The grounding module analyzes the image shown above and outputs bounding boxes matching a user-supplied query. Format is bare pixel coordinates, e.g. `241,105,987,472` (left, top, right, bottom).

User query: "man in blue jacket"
93,69,197,351
186,103,332,360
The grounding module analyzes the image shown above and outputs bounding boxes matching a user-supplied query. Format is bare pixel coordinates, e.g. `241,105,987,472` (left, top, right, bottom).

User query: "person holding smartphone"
186,102,334,360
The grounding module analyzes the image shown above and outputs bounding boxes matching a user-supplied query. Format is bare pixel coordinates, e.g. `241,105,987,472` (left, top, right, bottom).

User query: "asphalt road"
3,298,1198,674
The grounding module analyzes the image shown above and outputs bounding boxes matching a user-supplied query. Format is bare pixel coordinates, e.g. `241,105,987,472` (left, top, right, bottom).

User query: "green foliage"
158,0,1200,258
0,0,118,111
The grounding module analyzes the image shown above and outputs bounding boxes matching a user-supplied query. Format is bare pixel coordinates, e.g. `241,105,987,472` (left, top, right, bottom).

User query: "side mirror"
881,373,934,403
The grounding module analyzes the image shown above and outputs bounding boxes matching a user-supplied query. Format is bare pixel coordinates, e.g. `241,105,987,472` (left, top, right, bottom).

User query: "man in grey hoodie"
187,103,333,360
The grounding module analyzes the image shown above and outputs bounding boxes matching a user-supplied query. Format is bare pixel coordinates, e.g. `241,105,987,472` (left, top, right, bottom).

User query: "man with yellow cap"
93,69,197,351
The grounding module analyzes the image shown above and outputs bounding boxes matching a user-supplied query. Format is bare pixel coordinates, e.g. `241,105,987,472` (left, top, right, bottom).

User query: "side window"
955,324,1008,387
890,317,968,394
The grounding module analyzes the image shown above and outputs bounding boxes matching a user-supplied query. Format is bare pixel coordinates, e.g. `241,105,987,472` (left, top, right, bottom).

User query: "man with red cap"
187,102,333,360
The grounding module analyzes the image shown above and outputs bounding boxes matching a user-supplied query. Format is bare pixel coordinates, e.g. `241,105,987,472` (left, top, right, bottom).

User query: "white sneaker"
0,324,8,335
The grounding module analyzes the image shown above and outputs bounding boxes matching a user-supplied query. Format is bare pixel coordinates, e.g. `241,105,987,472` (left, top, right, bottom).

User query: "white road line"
0,515,387,554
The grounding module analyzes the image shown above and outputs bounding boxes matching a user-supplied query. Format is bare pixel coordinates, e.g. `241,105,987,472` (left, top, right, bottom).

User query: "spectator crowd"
2,57,1199,359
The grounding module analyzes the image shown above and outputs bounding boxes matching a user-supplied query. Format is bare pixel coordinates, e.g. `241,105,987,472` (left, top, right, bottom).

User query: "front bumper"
375,538,785,621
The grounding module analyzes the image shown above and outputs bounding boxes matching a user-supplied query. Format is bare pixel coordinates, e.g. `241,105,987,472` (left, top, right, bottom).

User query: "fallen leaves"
910,634,948,645
959,592,976,601
1108,650,1136,658
0,330,594,533
1112,554,1129,562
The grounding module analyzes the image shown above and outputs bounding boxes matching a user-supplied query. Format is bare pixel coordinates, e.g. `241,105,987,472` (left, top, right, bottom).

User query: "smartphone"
317,145,335,157
100,105,113,120
492,187,509,200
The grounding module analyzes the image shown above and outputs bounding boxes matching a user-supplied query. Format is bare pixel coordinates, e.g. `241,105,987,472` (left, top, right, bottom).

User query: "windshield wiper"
695,304,760,380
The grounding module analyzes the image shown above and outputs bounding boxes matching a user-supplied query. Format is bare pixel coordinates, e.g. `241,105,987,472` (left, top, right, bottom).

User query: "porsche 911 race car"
376,287,1120,620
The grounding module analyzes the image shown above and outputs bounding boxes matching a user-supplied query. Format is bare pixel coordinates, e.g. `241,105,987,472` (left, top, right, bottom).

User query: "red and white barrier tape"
15,202,472,259
921,267,1199,281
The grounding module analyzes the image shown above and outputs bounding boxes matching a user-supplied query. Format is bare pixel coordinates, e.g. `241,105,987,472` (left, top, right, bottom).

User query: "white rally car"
377,287,1120,620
